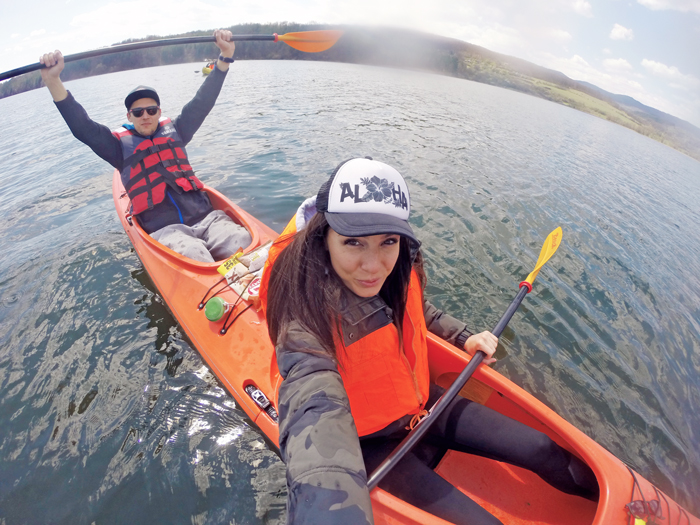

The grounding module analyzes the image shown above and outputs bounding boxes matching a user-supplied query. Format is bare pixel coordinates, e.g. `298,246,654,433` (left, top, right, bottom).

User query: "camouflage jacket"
276,291,472,524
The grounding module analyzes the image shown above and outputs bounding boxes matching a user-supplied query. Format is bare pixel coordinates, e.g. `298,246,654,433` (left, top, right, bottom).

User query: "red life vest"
260,215,431,436
113,118,204,215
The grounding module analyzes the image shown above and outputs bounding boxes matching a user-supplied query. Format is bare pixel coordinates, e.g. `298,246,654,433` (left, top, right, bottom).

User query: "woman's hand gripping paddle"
0,30,344,81
366,227,563,491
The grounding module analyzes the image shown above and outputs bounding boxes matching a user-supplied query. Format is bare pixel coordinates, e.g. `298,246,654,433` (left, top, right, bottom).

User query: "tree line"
0,22,587,99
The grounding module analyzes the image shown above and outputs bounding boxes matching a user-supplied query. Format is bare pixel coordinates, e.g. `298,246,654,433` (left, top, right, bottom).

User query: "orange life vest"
260,215,431,436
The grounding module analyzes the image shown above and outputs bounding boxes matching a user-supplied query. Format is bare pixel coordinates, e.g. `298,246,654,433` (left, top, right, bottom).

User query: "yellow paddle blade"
277,30,343,53
523,227,562,285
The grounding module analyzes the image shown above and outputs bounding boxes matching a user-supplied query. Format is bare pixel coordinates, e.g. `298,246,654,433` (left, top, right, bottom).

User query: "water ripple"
0,60,698,521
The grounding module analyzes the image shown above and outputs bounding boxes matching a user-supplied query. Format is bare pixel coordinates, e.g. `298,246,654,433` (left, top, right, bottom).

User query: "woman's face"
326,230,401,297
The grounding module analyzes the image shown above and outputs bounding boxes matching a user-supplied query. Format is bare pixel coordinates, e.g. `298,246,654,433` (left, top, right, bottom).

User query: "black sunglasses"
129,106,159,117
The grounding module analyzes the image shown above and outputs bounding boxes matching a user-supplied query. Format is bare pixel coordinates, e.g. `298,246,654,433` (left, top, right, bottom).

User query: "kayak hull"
113,169,698,524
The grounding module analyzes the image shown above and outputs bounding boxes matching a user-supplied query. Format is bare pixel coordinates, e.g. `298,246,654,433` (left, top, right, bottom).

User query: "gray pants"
150,210,252,263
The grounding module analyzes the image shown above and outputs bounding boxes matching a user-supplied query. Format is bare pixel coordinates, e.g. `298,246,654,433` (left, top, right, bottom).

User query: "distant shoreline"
2,22,698,162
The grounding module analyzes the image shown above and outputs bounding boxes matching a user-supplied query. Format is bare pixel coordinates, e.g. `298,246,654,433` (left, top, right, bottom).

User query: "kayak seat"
129,187,262,266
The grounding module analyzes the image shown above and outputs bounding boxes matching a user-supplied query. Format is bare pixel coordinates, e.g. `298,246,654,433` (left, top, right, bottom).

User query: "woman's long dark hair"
266,213,425,363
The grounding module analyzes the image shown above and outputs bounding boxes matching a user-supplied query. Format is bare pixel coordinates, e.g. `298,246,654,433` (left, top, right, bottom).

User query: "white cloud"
637,0,700,14
572,0,593,17
549,29,573,41
448,22,524,53
604,58,634,72
29,29,46,37
539,52,643,95
610,23,634,40
570,54,592,68
603,48,612,55
641,59,700,90
70,1,223,40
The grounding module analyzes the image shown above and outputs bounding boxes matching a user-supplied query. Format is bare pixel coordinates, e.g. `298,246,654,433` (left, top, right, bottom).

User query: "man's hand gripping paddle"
367,227,563,490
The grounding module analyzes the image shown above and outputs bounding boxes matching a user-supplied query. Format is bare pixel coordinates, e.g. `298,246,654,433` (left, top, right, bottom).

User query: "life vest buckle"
406,409,429,430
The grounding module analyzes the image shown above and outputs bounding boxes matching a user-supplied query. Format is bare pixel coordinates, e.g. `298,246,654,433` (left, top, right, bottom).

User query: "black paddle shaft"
0,35,275,82
366,284,530,491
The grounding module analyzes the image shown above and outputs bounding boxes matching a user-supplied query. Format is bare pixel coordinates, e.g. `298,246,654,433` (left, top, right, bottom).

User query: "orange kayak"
113,169,698,525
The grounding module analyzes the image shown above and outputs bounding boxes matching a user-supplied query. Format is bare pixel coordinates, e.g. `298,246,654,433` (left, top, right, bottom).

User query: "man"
40,29,251,263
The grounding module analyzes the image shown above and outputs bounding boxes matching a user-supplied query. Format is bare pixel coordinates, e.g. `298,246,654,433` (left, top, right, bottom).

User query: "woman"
262,158,598,524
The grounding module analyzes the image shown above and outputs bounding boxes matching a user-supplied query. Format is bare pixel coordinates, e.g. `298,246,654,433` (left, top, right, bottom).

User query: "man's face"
127,97,161,136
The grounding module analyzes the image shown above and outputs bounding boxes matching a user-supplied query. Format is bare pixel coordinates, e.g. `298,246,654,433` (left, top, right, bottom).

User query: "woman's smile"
326,230,401,297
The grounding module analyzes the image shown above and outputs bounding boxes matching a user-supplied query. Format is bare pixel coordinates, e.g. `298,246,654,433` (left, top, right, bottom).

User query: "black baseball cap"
124,85,160,109
316,157,419,246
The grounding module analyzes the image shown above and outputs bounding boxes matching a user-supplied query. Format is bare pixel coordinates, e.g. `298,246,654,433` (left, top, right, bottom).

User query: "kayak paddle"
367,226,563,490
0,30,343,82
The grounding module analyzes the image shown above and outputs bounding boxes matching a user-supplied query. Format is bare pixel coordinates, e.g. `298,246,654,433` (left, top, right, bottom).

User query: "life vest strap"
126,167,197,197
126,173,163,209
124,139,187,168
124,157,196,190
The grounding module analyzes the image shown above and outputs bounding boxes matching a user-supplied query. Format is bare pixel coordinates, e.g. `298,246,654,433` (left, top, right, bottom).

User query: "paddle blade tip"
524,226,563,285
278,30,344,53
549,226,563,251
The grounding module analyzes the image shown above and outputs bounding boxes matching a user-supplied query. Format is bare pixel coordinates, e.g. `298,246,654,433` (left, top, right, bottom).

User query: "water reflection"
131,266,184,377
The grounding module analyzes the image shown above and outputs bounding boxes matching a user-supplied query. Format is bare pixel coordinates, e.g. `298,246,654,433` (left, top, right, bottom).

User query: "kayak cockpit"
435,451,597,524
122,185,269,268
414,336,600,524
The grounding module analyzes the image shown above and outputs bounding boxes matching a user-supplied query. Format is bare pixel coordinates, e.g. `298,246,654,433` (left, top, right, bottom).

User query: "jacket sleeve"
54,91,124,170
423,300,473,349
276,321,373,525
174,65,228,145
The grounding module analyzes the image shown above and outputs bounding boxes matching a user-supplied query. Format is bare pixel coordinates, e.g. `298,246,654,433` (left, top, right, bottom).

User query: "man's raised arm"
40,50,68,102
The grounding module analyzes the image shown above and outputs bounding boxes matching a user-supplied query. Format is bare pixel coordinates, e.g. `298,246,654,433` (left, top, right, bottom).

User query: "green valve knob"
205,297,229,322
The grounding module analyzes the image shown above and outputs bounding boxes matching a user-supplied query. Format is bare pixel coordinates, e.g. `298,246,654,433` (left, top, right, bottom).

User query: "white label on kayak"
248,277,261,297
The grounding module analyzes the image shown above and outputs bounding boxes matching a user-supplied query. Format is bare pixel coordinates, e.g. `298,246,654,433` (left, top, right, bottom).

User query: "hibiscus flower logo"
360,176,394,203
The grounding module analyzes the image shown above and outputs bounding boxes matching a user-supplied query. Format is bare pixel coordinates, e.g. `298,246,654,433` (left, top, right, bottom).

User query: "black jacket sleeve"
54,92,124,170
276,322,373,525
173,65,228,145
423,300,473,349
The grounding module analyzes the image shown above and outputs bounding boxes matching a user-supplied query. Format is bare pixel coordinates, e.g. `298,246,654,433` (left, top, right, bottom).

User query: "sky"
2,0,699,127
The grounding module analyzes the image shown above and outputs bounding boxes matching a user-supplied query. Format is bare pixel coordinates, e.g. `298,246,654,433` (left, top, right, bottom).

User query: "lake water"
1,60,699,523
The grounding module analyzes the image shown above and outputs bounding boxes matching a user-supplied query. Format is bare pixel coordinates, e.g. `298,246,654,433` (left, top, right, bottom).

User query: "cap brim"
125,89,160,109
325,212,420,247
